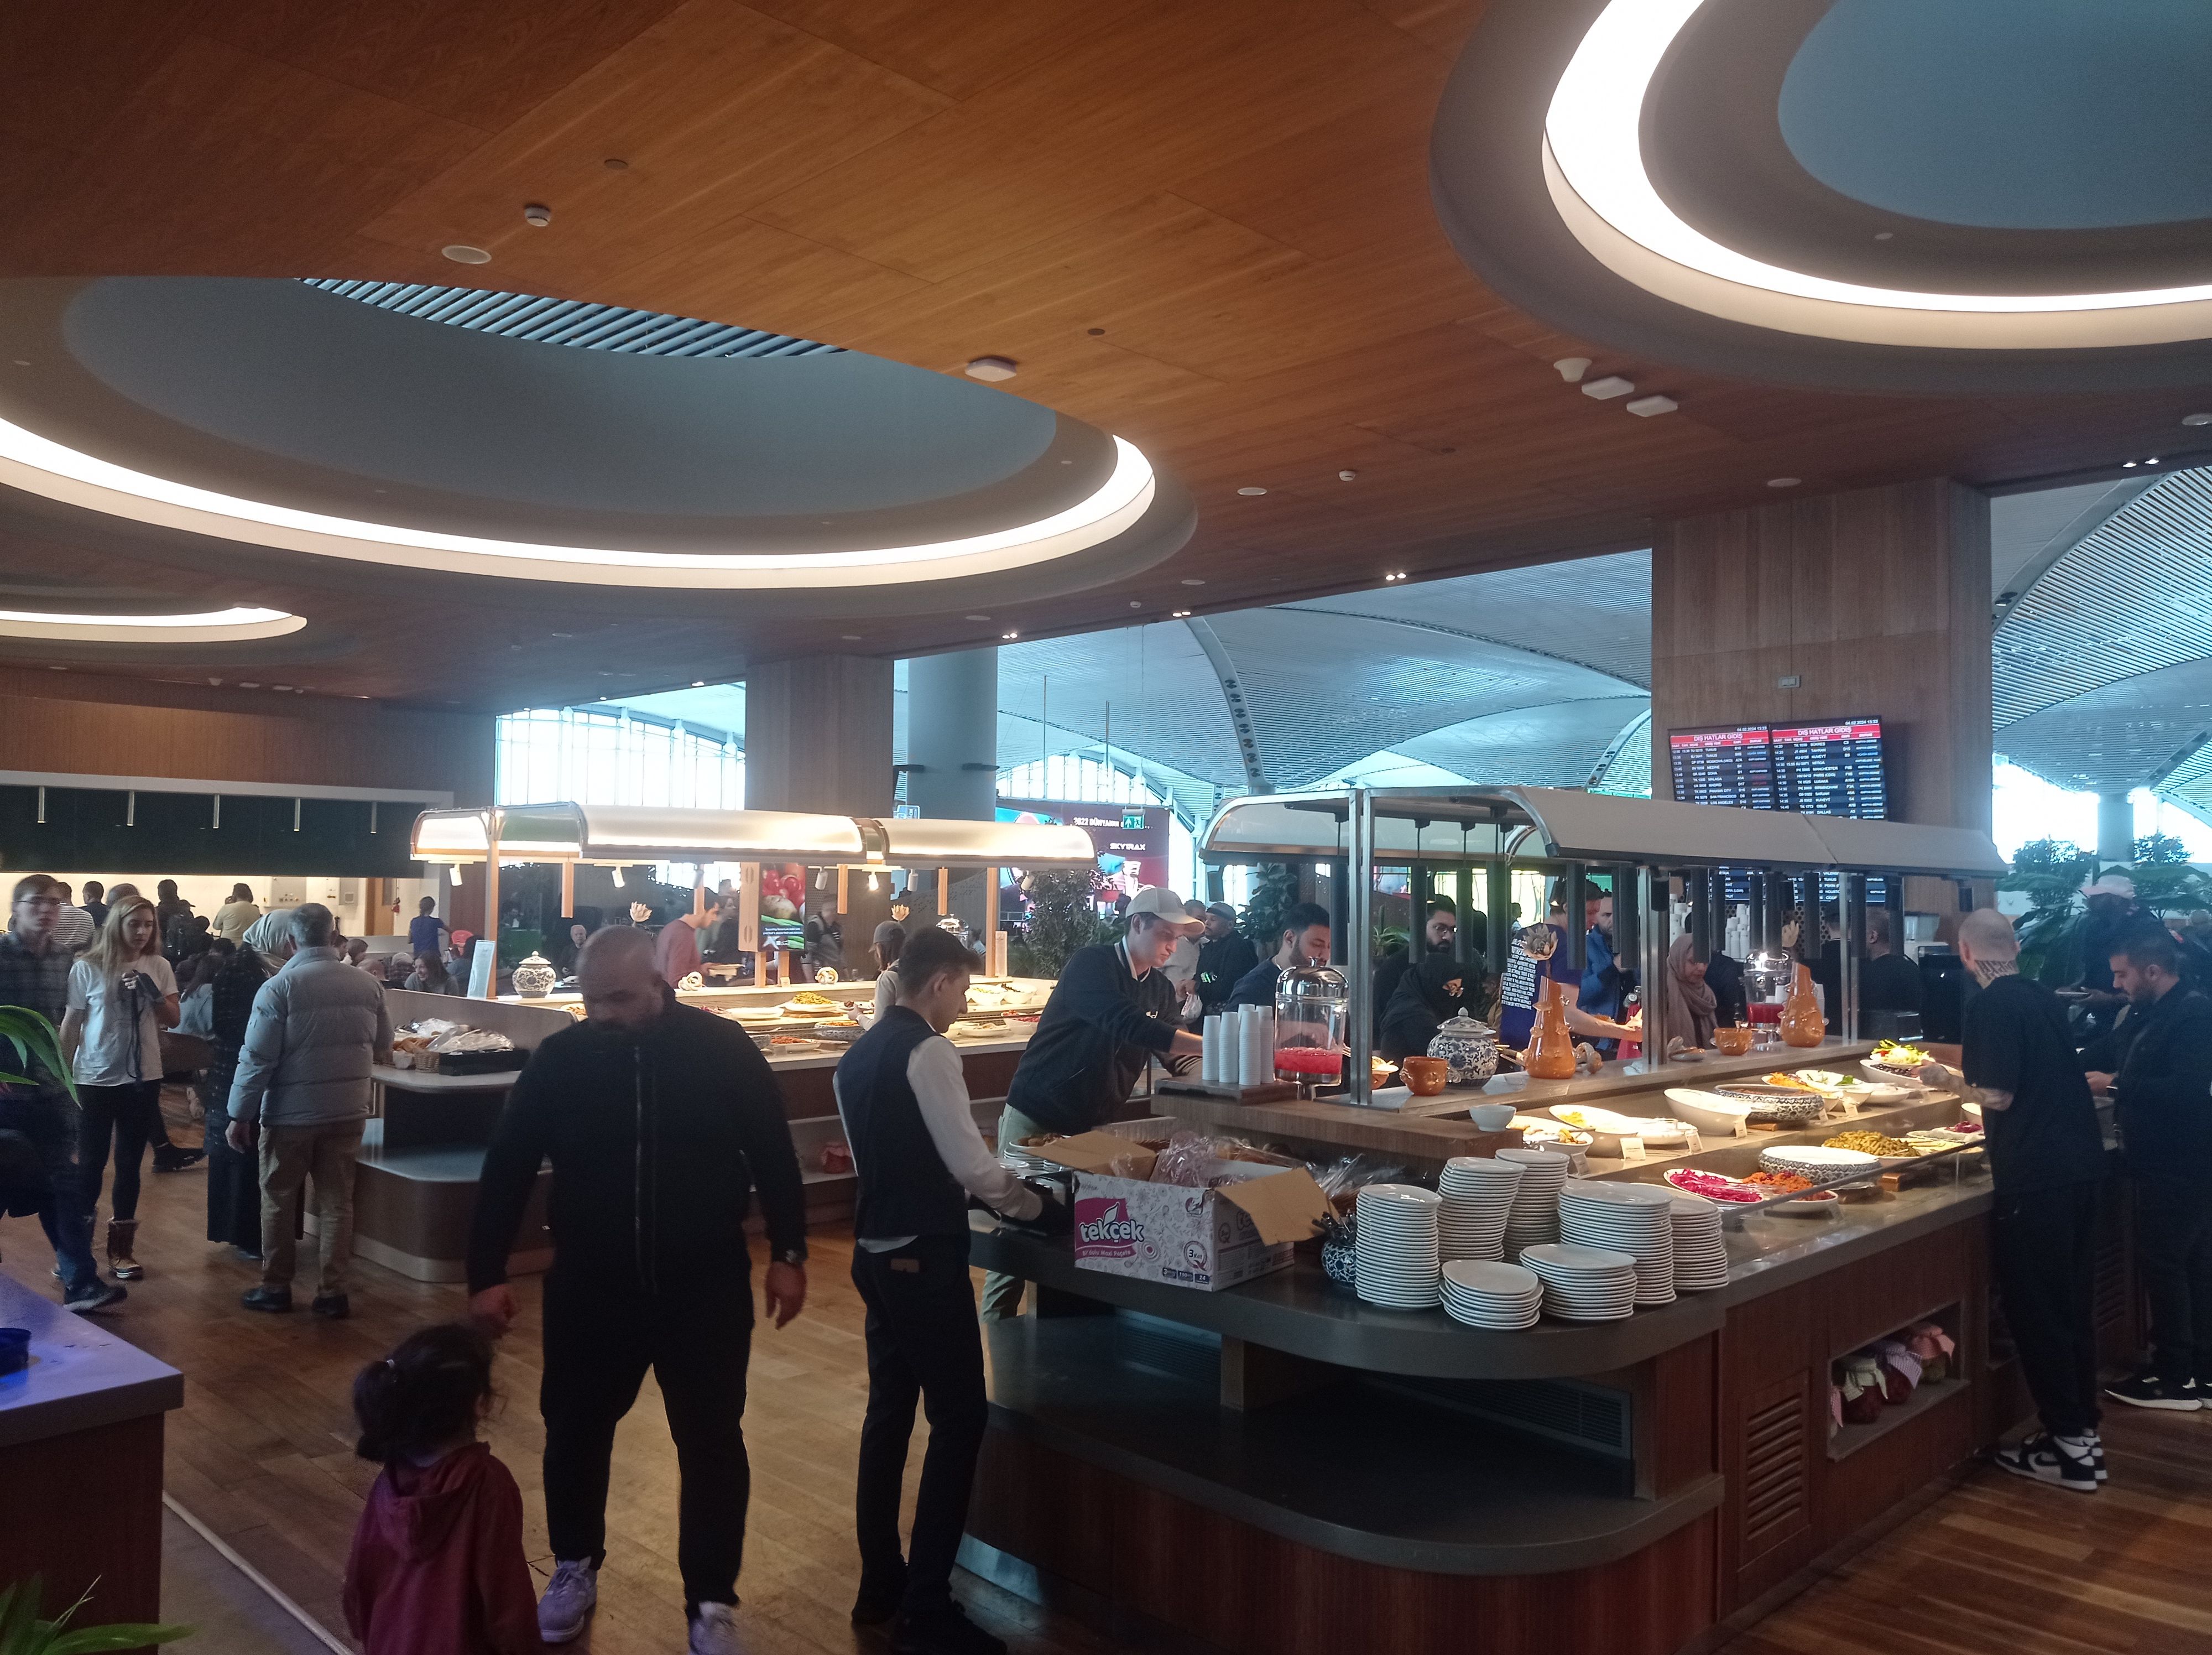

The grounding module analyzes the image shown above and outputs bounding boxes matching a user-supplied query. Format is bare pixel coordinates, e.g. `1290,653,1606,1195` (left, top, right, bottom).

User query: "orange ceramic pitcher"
1780,962,1827,1048
1524,979,1579,1079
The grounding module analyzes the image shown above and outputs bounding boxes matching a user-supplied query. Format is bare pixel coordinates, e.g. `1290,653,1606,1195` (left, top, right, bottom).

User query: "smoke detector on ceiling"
523,203,552,227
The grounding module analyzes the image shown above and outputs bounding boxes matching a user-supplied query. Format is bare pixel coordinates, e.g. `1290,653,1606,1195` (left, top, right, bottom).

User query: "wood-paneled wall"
1651,478,1992,834
744,653,893,815
0,668,495,802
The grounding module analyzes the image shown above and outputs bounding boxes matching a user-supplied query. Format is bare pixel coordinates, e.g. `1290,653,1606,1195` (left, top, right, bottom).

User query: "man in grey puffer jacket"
227,902,392,1317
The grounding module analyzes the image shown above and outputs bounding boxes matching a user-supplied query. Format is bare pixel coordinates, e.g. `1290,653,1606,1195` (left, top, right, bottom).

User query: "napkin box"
1068,1160,1331,1292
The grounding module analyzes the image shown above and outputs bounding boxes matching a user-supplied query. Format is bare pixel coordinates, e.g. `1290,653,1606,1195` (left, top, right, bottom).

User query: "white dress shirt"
837,1028,1043,1248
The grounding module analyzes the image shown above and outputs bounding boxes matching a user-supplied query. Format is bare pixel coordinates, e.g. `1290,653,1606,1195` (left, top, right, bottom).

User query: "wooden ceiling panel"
0,2,195,157
359,1,952,279
744,0,1152,102
1365,0,1489,61
2,36,487,281
202,0,686,133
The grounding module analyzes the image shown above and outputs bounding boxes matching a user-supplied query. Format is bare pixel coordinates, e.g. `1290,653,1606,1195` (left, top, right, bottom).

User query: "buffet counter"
0,1275,182,1628
962,1085,2138,1655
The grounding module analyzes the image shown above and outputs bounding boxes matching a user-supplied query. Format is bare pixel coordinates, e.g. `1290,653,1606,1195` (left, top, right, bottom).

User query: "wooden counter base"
963,1432,1718,1655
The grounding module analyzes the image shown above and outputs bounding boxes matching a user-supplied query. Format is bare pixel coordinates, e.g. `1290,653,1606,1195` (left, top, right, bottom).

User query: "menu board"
1770,719,1887,819
1667,725,1776,809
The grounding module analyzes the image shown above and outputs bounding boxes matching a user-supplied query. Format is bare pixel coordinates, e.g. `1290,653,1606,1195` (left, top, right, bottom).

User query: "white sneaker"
538,1559,598,1643
688,1602,749,1654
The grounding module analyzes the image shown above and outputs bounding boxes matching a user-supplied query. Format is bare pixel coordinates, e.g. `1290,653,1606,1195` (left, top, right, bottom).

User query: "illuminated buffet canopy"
1200,785,2007,878
410,802,1098,871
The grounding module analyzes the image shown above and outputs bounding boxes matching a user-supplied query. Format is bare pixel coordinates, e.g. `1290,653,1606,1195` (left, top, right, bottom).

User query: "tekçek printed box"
1035,1132,1333,1292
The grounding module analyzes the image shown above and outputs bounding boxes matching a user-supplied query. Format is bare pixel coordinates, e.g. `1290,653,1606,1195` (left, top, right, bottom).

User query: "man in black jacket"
2082,930,2212,1412
836,927,1044,1655
1191,903,1256,1022
468,925,808,1655
984,887,1201,1318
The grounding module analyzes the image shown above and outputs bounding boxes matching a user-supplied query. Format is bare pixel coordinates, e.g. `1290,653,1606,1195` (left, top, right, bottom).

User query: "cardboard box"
1064,1159,1333,1292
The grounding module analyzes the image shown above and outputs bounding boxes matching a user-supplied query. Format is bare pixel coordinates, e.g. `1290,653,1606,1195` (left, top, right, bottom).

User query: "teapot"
1427,1011,1499,1085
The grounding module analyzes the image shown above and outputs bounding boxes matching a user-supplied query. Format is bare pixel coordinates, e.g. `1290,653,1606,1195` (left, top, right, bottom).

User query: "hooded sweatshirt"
343,1441,546,1655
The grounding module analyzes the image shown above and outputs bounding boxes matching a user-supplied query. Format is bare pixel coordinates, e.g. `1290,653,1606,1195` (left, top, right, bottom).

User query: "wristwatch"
772,1243,809,1266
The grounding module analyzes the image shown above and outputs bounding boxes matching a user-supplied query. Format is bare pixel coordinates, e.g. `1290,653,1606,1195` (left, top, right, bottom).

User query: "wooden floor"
4,1087,2209,1655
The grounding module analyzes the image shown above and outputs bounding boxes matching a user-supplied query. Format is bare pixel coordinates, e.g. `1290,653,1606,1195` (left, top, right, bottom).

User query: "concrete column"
907,648,999,936
2096,792,2135,866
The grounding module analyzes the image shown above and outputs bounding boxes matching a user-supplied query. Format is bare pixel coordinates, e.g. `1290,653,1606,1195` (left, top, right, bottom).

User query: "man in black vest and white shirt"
835,927,1045,1655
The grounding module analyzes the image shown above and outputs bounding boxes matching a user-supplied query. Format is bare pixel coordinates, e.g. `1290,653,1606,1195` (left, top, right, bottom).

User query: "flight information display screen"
1667,724,1776,810
1770,719,1887,819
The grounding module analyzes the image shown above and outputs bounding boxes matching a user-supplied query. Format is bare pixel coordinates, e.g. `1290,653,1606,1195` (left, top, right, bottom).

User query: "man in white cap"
983,887,1202,1320
2076,873,2165,1041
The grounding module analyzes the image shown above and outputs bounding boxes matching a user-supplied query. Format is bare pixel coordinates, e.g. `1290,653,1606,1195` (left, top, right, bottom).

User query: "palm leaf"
45,1627,195,1653
0,1006,74,1102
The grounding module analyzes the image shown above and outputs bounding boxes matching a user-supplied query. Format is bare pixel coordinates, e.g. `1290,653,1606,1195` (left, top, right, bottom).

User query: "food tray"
1759,1144,1882,1180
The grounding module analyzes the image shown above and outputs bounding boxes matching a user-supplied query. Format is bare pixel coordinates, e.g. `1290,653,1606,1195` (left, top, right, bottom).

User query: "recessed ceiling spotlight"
1874,231,1894,242
964,356,1018,382
523,203,552,227
2147,457,2162,465
2184,413,2212,426
1581,376,1635,400
1129,600,1143,608
841,634,862,641
1001,630,1019,640
1338,469,1359,481
1171,609,1191,618
1624,394,1678,417
965,614,991,622
1553,357,1592,382
240,681,260,689
441,244,492,265
1767,477,1802,488
1181,578,1204,586
691,679,706,686
1237,486,1267,496
2123,460,2137,467
603,157,629,171
1087,327,1106,336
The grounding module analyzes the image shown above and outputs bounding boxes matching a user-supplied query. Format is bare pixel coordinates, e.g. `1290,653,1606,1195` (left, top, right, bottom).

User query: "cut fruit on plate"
1665,1167,1762,1203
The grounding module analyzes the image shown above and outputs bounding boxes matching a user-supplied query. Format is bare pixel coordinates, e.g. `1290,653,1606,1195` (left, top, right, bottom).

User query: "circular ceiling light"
0,604,304,643
964,357,1018,382
1543,1,2212,348
441,245,493,266
0,418,1161,591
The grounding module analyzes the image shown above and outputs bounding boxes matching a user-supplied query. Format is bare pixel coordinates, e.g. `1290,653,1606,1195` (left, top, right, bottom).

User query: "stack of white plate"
1355,1184,1443,1309
1498,1147,1572,1251
1441,1260,1543,1329
1557,1180,1676,1305
1519,1242,1639,1321
1667,1193,1730,1292
1437,1157,1525,1262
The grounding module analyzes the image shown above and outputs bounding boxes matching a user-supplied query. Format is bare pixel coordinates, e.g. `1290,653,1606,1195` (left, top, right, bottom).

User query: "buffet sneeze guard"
410,802,1098,950
1197,786,2006,1106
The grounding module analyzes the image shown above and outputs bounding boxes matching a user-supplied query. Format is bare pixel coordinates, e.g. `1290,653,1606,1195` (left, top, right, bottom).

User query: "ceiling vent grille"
300,280,843,360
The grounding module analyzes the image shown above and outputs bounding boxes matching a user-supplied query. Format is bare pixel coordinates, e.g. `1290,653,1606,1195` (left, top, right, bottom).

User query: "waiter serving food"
983,886,1203,1320
834,926,1050,1655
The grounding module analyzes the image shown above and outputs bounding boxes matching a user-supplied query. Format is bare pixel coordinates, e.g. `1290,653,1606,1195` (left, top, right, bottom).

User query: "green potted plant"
0,1576,191,1653
0,1007,72,1099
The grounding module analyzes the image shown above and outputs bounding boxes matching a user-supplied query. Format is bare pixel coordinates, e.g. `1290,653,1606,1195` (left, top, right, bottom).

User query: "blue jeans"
0,1090,98,1292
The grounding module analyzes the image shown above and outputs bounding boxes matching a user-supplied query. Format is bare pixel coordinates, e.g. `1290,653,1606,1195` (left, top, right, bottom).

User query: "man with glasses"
0,875,123,1311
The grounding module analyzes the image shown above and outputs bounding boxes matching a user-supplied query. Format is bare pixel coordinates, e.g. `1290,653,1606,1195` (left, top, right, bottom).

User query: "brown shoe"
107,1219,143,1281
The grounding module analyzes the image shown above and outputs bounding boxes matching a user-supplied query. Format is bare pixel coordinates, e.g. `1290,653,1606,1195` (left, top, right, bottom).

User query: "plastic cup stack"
1498,1147,1572,1252
1437,1157,1525,1262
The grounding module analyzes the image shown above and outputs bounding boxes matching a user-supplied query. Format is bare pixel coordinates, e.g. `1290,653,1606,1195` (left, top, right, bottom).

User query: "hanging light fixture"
612,867,626,888
449,863,465,886
867,870,881,892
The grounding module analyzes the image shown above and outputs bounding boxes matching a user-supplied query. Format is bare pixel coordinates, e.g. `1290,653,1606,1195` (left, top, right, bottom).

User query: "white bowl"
1664,1088,1755,1137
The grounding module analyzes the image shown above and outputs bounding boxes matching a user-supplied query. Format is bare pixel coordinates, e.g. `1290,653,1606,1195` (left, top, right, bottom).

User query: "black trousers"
852,1233,989,1618
2133,1177,2212,1386
76,1081,160,1223
1991,1183,2101,1437
540,1272,754,1610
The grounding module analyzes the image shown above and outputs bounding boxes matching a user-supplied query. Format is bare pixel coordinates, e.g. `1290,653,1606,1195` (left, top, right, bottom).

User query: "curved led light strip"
0,417,1156,589
1543,0,2212,348
0,604,305,643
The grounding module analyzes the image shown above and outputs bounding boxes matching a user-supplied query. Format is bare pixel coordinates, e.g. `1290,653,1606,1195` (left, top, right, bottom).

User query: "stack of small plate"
1437,1157,1525,1262
1557,1180,1676,1305
1519,1242,1639,1321
1666,1193,1730,1292
1354,1184,1443,1310
1498,1147,1572,1251
1441,1260,1543,1330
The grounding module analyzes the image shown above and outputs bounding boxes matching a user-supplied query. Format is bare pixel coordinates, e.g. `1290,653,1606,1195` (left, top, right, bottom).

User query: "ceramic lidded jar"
1427,1011,1499,1085
512,952,557,999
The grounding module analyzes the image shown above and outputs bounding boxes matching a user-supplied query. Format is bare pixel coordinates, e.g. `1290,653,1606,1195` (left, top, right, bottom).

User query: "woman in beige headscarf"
1661,932,1719,1053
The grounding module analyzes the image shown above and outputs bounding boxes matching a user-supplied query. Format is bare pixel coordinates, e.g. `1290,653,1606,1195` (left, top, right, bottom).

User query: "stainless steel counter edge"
986,1393,1726,1576
0,1276,185,1449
